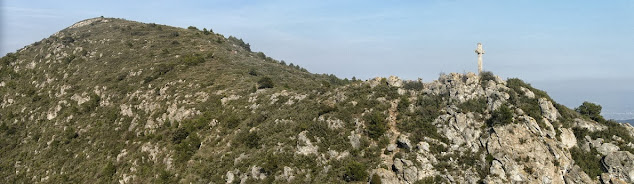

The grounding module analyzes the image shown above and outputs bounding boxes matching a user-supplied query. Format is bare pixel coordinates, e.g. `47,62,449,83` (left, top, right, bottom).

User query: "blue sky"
1,0,633,119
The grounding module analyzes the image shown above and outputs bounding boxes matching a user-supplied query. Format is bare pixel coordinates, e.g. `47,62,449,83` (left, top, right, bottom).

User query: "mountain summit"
1,17,633,183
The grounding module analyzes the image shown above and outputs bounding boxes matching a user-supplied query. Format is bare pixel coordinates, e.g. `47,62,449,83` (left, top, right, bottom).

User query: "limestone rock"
574,118,607,132
416,142,430,153
597,142,620,155
392,158,418,183
226,171,235,183
387,76,403,88
602,151,634,183
559,128,577,149
348,131,361,149
538,98,559,122
387,144,397,152
296,131,318,155
373,168,400,184
490,160,508,181
519,87,535,99
397,135,412,151
563,165,594,184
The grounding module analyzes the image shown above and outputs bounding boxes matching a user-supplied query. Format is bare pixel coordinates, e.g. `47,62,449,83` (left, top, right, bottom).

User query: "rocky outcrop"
485,123,573,184
296,131,318,155
538,98,560,122
387,76,403,88
397,135,412,151
564,165,594,184
602,151,634,183
559,128,577,149
574,118,607,132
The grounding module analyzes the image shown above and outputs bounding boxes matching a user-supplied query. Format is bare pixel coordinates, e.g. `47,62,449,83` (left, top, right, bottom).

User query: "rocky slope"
1,17,634,184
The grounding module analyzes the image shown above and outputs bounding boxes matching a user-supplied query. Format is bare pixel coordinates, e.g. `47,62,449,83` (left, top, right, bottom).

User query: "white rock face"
574,118,606,132
348,131,361,149
387,76,403,88
597,143,620,155
520,87,535,99
296,131,318,155
538,98,559,122
226,171,234,183
602,151,634,183
559,128,577,149
397,135,412,151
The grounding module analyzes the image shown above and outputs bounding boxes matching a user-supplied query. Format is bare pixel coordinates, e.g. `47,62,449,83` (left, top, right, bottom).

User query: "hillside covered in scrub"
1,17,634,184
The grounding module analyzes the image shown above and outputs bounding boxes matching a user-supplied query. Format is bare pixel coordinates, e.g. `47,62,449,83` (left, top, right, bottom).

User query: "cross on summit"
475,43,485,74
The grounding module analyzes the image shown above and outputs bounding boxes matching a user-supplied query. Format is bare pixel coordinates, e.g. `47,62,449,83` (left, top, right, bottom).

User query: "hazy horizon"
2,0,633,119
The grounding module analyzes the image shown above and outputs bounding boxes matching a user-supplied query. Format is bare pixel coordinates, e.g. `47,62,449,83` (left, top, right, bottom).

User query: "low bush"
457,97,486,114
569,146,603,177
487,105,513,127
479,71,496,86
403,80,424,90
370,173,382,184
343,160,368,182
248,68,257,76
257,77,274,89
182,54,205,66
365,111,387,140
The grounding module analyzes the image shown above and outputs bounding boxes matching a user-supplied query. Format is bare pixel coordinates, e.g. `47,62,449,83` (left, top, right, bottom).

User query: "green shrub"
172,128,189,144
260,153,281,175
101,162,116,178
343,160,368,182
202,28,211,35
63,55,76,64
507,78,552,100
256,52,266,59
144,62,175,83
174,133,201,163
187,26,198,30
370,173,382,184
488,105,513,127
244,132,260,149
170,32,179,37
403,80,424,90
397,94,447,143
182,54,205,66
479,71,495,86
365,111,387,140
457,97,487,114
570,146,603,177
223,114,241,129
415,175,443,184
63,127,79,144
61,36,75,44
257,77,274,89
576,101,605,122
228,36,251,52
81,93,101,113
318,104,337,116
248,68,257,76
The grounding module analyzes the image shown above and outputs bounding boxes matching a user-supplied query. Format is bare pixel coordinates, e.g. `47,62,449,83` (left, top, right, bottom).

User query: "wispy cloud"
3,6,63,19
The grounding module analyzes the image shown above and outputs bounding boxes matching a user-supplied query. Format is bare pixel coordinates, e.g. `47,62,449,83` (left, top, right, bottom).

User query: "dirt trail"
379,99,402,167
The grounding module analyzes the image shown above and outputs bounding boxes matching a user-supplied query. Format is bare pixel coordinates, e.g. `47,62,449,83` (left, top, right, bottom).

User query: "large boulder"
597,143,620,155
563,165,594,184
387,76,403,88
559,128,577,149
397,135,412,151
538,98,560,122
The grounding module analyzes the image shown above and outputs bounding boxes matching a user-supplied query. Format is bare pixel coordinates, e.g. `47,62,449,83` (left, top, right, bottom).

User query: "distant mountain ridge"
617,119,634,126
1,17,634,183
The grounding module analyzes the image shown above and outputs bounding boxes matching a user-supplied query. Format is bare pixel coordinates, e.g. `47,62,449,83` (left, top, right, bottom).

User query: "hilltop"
1,17,634,183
